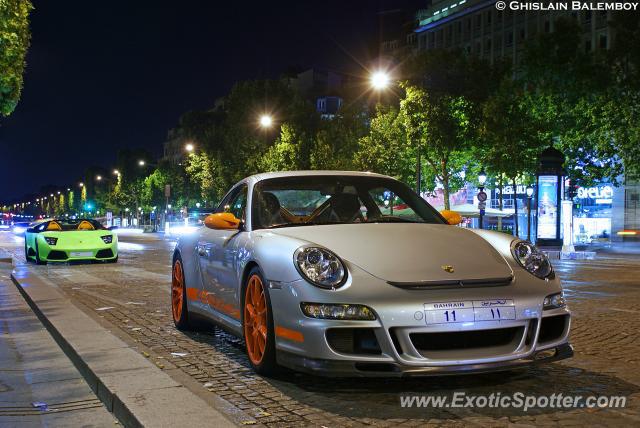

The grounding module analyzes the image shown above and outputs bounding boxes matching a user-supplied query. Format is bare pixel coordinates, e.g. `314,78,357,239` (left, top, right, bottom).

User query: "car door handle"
197,244,212,257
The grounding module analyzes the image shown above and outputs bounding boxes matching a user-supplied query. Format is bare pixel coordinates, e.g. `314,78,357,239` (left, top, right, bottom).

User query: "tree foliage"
0,0,32,116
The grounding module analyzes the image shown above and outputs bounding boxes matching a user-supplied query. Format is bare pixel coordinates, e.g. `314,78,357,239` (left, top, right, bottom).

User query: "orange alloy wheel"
244,275,268,365
172,260,185,322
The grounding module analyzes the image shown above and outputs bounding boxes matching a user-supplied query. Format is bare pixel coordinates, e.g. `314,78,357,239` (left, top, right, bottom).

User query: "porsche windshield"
252,175,445,230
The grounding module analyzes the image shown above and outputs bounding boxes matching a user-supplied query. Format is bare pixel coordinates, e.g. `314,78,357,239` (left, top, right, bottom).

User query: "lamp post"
526,185,534,242
477,169,487,229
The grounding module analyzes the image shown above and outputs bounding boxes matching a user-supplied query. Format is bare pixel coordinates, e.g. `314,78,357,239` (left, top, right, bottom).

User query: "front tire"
243,267,278,375
34,240,47,265
171,254,190,330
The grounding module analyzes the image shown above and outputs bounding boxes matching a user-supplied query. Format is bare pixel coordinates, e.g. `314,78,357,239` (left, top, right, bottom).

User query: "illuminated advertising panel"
537,175,558,240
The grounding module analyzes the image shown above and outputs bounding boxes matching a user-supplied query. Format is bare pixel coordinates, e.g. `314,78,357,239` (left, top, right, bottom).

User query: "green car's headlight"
511,240,553,279
294,246,346,289
44,237,58,246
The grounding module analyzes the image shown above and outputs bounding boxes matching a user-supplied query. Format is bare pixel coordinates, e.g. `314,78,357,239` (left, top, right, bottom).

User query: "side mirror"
204,212,241,230
440,210,462,226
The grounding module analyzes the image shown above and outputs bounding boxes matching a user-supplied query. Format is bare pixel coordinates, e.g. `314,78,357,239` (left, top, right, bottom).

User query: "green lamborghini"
24,218,118,264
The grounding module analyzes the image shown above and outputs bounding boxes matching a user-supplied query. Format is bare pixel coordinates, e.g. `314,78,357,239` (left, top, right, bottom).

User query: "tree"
354,105,414,183
478,79,545,235
0,0,33,116
310,105,369,171
259,123,307,172
184,151,225,204
520,17,622,186
400,84,474,210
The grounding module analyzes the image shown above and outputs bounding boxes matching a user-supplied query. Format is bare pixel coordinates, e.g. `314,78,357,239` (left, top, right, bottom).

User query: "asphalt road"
0,230,639,427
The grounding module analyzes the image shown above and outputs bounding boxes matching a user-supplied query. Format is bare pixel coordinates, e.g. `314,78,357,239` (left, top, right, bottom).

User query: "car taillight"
101,235,113,244
44,237,58,245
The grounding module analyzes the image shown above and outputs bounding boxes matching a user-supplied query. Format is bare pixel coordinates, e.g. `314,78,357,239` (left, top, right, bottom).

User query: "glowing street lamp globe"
370,71,390,90
185,143,194,152
259,115,273,128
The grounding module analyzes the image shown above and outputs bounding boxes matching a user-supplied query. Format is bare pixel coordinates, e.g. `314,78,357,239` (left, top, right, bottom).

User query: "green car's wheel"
34,240,47,265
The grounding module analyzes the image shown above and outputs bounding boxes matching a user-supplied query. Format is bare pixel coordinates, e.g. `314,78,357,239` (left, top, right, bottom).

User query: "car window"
217,185,247,221
252,175,444,230
368,187,424,222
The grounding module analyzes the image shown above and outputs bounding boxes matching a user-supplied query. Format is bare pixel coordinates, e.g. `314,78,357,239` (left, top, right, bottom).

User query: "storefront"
572,183,614,245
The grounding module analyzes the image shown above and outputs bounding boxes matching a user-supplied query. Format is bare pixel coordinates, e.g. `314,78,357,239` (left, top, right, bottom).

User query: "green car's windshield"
252,175,445,230
32,218,106,232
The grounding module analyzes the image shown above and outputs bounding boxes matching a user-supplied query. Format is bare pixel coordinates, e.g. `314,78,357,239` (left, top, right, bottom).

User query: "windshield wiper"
268,221,342,229
366,217,422,223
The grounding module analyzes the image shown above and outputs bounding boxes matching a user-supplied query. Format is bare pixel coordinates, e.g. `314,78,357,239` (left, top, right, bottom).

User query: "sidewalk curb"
10,266,237,428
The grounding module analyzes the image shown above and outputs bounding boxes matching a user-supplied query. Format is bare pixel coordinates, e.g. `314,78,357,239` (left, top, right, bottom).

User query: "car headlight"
101,235,113,244
301,303,376,320
543,292,566,310
44,237,58,245
511,240,553,279
294,247,346,289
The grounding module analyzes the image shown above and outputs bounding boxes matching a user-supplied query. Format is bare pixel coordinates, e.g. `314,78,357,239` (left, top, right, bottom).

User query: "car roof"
247,170,393,183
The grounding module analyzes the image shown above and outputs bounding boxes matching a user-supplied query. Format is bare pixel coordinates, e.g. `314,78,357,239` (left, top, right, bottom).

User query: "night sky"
0,0,425,203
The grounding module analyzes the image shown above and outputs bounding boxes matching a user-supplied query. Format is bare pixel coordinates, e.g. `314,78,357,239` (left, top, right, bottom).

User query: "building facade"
415,0,613,67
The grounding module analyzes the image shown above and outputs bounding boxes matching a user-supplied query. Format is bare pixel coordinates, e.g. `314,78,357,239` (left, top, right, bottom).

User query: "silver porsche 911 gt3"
171,171,572,377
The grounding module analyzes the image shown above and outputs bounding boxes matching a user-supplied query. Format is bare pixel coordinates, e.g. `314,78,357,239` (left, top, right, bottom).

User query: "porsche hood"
270,223,513,285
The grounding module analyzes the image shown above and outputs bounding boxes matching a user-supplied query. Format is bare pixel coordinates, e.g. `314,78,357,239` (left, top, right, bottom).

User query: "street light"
370,71,390,90
79,182,84,187
113,169,120,176
138,160,146,166
477,169,488,230
96,175,102,181
259,114,273,128
185,143,194,152
526,185,534,242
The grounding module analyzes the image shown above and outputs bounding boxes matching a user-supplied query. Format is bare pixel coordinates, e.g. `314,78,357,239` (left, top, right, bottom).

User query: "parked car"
25,218,118,264
171,171,571,376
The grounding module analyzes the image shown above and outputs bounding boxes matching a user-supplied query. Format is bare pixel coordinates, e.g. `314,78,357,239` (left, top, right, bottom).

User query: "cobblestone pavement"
1,231,640,427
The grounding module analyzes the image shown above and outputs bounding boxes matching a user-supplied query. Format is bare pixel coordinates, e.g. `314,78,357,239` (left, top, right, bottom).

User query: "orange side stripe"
275,326,304,343
186,287,199,301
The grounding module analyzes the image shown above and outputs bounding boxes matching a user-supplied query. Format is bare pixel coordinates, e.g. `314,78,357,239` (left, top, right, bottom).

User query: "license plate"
424,299,516,325
70,251,93,258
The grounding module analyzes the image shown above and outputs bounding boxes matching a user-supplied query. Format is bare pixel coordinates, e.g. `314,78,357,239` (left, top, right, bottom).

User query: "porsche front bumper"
277,343,574,377
269,273,572,377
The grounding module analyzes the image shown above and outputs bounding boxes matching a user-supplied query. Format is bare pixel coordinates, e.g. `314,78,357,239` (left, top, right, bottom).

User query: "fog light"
44,237,58,245
301,303,376,320
543,292,566,310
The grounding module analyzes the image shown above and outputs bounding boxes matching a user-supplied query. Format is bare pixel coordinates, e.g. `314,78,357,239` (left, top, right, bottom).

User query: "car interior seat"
329,194,363,222
46,221,62,231
77,220,95,230
259,192,285,227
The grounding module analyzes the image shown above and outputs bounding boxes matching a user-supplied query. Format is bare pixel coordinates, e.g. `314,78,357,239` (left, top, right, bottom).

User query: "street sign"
477,191,488,202
478,201,486,210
